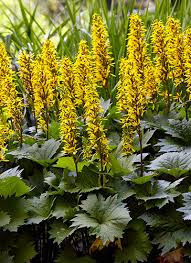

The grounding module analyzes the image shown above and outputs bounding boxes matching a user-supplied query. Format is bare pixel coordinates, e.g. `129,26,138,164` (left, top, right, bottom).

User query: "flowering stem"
185,102,189,121
45,103,49,140
138,126,144,177
19,127,23,149
73,154,79,177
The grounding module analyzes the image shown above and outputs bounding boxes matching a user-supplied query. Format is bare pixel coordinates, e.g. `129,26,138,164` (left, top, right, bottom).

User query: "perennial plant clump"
2,9,191,263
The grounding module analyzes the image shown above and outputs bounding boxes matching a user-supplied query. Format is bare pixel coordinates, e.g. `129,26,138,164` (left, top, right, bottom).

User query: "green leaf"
26,193,55,224
52,198,75,220
177,193,191,220
56,245,96,263
14,235,37,263
9,139,61,167
100,98,111,114
163,119,191,144
55,157,75,171
115,220,151,263
156,138,191,153
55,157,89,172
134,129,156,151
0,198,28,231
153,228,191,254
0,211,10,227
0,252,13,263
109,154,130,176
0,167,30,197
71,194,131,243
49,120,60,140
109,179,135,200
76,166,101,193
49,221,76,244
124,174,153,184
136,179,183,209
148,152,191,177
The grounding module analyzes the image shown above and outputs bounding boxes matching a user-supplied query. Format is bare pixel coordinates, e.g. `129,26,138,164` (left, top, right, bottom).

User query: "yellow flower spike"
59,97,78,156
59,57,78,155
18,50,34,105
0,42,23,141
59,57,75,102
144,61,158,100
0,119,12,161
151,20,169,85
75,40,109,168
0,42,13,107
91,13,113,87
165,17,185,88
31,55,55,133
73,40,93,107
127,14,157,100
41,39,58,89
118,15,156,155
184,28,191,99
127,14,148,73
118,58,145,155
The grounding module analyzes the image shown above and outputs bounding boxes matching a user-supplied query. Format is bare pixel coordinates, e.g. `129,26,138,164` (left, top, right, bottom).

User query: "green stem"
138,126,144,177
73,154,79,176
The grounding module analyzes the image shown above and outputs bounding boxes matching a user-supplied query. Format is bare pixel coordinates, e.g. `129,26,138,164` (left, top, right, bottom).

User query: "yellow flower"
91,14,113,87
31,55,55,132
128,14,157,99
184,28,191,99
59,57,75,102
0,118,12,161
18,50,34,106
59,57,78,155
77,40,109,168
127,14,148,73
0,42,23,139
73,40,92,106
60,97,78,155
151,20,169,85
41,39,58,89
0,42,13,107
118,14,156,155
165,17,185,87
118,58,145,154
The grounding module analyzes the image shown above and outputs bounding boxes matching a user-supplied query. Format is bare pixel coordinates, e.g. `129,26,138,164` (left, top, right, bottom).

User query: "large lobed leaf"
177,193,191,220
0,198,28,231
0,167,30,198
163,119,191,144
148,152,191,177
9,139,61,167
115,220,151,263
71,194,131,244
26,193,55,224
49,221,76,244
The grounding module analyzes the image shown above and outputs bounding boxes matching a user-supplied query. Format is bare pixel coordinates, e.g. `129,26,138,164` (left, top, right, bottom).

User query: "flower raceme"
31,39,58,133
59,57,78,155
184,28,191,99
0,42,23,140
118,58,146,154
73,40,92,107
91,14,113,88
41,39,58,89
151,20,169,85
74,40,109,168
118,14,156,154
18,50,34,106
165,17,185,102
165,17,185,87
0,119,12,161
